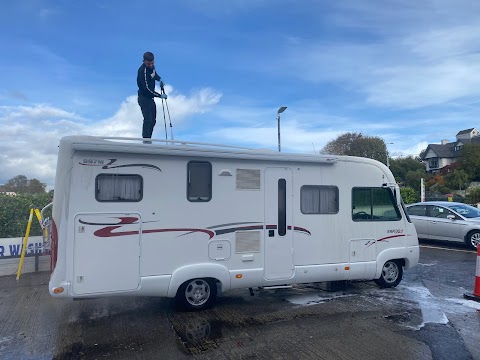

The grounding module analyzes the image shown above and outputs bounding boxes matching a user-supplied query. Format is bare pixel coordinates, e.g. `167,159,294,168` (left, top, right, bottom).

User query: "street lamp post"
386,142,394,168
277,106,287,152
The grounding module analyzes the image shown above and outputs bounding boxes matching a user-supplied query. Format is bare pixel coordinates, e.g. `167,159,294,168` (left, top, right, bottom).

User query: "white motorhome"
49,136,419,310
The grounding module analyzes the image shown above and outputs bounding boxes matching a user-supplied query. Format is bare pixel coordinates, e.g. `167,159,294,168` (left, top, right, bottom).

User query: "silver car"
406,201,480,250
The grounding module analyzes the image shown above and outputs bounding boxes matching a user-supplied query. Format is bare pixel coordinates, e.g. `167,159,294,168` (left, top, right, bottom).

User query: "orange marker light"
235,274,243,279
53,287,64,294
344,266,350,271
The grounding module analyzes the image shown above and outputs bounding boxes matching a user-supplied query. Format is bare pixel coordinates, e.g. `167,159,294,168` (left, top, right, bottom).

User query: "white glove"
159,94,167,99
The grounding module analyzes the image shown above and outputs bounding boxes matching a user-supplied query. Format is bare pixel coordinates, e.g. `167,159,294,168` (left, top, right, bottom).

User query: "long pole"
17,208,34,280
277,115,281,152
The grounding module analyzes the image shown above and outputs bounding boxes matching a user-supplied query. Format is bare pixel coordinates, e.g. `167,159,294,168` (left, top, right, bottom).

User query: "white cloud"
207,120,342,153
0,104,79,120
0,86,222,187
254,2,480,110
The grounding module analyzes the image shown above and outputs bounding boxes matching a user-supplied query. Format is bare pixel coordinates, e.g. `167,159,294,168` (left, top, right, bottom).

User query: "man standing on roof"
137,51,167,141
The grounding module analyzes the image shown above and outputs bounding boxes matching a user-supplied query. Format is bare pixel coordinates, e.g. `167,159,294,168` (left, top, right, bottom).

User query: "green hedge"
0,193,52,238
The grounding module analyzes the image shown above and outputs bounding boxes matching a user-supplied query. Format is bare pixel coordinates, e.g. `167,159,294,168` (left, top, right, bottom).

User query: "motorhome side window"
352,187,401,221
187,161,212,202
96,174,143,202
300,185,339,214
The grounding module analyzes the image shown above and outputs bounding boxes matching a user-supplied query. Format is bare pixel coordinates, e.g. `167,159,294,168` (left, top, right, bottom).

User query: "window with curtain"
96,174,143,202
300,185,339,214
187,161,212,202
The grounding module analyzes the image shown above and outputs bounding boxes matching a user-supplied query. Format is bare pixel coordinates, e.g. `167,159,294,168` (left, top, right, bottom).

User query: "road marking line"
420,245,476,253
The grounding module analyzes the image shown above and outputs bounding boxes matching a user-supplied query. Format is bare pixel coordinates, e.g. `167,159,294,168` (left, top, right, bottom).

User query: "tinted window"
352,187,401,221
407,205,427,217
430,205,457,219
187,162,212,202
445,204,480,218
96,174,143,202
301,185,339,214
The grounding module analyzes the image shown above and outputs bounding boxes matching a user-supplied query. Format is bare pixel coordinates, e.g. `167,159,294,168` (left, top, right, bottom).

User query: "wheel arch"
167,263,231,298
375,248,409,279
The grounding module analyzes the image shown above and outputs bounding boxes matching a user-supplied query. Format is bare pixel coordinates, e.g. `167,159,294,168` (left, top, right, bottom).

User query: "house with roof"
422,128,480,173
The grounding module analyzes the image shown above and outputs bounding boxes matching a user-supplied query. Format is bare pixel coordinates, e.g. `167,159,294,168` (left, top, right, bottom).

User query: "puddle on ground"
281,282,451,331
446,297,480,311
285,292,355,306
398,285,449,330
171,317,223,355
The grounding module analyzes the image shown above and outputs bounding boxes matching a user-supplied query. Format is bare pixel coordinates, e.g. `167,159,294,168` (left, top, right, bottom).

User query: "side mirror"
447,215,455,220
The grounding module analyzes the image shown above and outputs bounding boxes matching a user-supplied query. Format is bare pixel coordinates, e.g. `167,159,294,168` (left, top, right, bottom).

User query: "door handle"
268,230,274,237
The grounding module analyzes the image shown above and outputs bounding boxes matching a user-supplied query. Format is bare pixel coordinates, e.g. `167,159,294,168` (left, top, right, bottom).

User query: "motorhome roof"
62,135,385,167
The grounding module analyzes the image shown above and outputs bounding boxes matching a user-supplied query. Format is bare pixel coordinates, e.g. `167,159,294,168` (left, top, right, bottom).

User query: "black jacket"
137,64,161,98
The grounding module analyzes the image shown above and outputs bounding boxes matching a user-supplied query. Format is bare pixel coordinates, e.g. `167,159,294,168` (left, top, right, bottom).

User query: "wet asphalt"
0,242,478,360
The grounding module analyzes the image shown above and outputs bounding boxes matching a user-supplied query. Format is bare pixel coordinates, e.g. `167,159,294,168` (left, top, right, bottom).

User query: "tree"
0,193,51,237
4,175,28,193
445,170,470,191
389,156,426,184
467,187,480,204
3,175,46,194
400,187,417,204
321,132,388,164
321,132,364,156
459,144,480,180
27,178,47,194
405,170,427,190
427,174,445,188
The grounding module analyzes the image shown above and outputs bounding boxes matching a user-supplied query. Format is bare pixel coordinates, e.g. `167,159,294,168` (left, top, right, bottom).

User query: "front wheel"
465,230,480,250
374,260,403,288
176,278,217,311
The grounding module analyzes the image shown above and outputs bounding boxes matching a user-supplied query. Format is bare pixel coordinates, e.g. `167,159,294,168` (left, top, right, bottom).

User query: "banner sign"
0,236,48,258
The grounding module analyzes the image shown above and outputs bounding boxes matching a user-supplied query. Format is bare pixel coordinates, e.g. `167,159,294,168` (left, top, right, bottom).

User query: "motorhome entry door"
72,213,141,295
264,168,294,280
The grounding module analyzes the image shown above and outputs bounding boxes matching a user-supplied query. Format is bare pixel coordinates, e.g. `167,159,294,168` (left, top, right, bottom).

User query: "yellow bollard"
16,208,34,280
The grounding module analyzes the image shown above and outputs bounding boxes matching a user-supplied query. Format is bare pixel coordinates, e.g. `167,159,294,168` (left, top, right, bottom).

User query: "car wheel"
176,278,217,311
465,230,480,250
374,260,403,288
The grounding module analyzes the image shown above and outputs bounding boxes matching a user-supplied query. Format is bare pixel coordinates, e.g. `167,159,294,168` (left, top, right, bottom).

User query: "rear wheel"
176,278,217,311
374,260,403,288
465,230,480,250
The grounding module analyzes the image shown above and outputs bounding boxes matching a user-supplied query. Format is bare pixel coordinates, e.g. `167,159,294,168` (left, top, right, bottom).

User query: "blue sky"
1,0,480,187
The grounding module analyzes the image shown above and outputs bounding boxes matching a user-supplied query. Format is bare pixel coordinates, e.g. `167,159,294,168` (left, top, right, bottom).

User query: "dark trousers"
138,96,157,139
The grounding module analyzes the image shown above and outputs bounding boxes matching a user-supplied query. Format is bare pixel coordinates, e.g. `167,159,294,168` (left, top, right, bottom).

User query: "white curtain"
97,175,141,201
301,186,337,214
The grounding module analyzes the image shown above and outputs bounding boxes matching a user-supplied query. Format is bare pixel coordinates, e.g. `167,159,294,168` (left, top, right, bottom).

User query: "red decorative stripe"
377,234,407,242
293,226,312,236
50,219,58,272
94,226,215,239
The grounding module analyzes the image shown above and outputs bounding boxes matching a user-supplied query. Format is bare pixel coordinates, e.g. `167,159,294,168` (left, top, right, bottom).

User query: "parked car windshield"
445,204,480,218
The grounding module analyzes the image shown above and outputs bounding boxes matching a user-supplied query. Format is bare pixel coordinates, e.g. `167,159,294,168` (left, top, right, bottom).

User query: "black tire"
374,260,403,288
175,278,217,311
465,230,480,250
